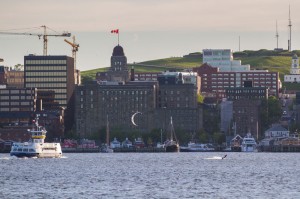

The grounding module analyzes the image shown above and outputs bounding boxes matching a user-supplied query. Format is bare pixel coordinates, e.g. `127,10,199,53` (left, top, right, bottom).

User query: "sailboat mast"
106,115,109,145
170,117,173,141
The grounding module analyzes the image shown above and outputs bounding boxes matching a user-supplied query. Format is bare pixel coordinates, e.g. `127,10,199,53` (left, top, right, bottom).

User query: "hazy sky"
0,0,299,71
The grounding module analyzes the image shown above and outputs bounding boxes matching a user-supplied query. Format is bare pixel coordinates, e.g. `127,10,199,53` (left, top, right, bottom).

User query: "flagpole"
118,30,119,45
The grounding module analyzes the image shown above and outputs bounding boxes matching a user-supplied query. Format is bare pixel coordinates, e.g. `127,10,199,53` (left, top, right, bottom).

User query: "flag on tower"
111,29,119,34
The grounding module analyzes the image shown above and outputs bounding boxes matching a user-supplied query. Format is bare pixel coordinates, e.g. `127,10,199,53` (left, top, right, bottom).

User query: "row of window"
25,60,67,65
0,101,32,105
81,90,150,95
25,72,67,76
56,99,67,105
211,73,276,77
0,107,33,111
26,77,67,82
0,90,35,94
25,83,67,88
227,90,266,94
38,88,67,94
26,66,67,71
0,96,33,100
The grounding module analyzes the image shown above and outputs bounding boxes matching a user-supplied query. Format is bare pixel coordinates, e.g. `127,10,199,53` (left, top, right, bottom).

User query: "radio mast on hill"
288,5,292,51
275,20,279,49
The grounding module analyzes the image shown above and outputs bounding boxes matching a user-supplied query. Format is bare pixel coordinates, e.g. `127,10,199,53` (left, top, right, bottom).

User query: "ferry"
10,118,62,158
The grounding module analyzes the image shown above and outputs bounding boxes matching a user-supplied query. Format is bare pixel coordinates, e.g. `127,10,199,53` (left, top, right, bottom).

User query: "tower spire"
288,5,292,51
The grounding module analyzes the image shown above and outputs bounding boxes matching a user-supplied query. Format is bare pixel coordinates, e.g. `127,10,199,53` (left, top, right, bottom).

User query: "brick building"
75,45,202,139
193,63,279,100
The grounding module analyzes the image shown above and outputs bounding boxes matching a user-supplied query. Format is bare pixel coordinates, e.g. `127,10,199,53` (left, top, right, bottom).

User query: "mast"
288,5,292,51
275,20,279,49
106,115,109,145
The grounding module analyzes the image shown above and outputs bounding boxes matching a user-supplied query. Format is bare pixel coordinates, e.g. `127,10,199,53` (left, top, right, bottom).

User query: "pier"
259,145,300,152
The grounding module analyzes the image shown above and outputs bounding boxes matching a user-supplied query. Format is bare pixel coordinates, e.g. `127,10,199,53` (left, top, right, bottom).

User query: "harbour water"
1,152,299,199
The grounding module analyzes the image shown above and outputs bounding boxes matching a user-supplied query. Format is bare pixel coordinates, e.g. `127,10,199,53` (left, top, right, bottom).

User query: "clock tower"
107,45,130,83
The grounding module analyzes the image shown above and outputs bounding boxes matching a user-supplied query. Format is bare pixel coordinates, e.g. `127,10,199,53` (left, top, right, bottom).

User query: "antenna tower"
275,20,279,49
288,5,292,51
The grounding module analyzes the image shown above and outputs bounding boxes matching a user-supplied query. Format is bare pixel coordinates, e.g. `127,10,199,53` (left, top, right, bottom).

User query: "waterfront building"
24,55,76,108
222,83,268,138
75,45,203,138
193,63,279,100
0,87,36,124
202,49,250,72
0,66,24,89
284,54,300,83
75,81,158,137
6,69,24,88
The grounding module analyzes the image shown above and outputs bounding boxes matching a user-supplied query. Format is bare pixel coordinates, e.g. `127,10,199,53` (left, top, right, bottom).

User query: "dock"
259,145,300,152
113,147,166,153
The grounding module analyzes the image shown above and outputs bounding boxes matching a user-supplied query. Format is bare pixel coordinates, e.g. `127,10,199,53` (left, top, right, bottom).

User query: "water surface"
0,152,299,198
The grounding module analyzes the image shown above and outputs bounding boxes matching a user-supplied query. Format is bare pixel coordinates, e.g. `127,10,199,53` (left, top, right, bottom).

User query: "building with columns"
284,54,300,83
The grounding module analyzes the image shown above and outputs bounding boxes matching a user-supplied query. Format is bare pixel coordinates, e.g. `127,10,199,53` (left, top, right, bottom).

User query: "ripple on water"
0,152,300,198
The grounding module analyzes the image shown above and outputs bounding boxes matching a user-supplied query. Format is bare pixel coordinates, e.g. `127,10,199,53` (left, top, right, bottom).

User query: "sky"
0,0,300,71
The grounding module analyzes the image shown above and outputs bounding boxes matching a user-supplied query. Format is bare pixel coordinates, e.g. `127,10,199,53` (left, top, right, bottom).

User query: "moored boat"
230,134,243,152
180,142,215,152
10,118,62,158
241,133,257,152
165,116,179,152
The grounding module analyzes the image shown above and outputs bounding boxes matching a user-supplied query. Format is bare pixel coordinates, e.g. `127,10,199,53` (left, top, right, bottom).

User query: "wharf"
113,147,166,153
62,147,100,153
259,145,300,152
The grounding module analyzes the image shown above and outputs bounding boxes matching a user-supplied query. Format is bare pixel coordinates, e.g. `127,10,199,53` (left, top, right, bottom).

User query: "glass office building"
24,55,75,108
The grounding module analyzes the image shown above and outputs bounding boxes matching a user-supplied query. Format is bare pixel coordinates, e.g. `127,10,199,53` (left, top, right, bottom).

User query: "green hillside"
81,49,300,90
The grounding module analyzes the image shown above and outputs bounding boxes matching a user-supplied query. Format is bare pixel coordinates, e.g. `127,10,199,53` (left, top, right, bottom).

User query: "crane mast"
64,36,79,70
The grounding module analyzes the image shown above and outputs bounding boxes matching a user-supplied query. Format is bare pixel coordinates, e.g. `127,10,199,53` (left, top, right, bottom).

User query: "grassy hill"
81,49,300,90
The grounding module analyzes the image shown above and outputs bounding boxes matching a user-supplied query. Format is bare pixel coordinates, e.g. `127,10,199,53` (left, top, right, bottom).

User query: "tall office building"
24,55,75,108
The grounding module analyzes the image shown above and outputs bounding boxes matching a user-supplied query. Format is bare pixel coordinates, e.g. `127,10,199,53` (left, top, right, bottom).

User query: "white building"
203,49,250,72
284,54,300,83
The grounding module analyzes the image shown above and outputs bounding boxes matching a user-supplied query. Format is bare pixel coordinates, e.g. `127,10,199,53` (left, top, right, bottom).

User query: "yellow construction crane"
0,25,71,55
64,36,79,69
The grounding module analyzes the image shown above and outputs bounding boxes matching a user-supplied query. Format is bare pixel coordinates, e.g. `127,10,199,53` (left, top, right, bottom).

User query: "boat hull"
10,152,38,158
241,146,256,152
10,151,62,158
166,144,179,152
231,146,241,152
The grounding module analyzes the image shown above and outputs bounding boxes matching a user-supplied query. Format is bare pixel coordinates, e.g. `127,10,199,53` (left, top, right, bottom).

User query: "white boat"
122,138,133,148
180,142,215,152
110,137,121,149
10,118,62,158
241,134,257,152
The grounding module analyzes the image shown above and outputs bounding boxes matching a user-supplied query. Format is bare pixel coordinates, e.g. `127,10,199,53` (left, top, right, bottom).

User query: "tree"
13,64,24,71
260,96,282,131
197,94,204,104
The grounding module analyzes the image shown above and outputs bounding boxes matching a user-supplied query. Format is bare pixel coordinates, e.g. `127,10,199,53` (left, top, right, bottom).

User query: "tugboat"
165,116,179,152
10,118,62,158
